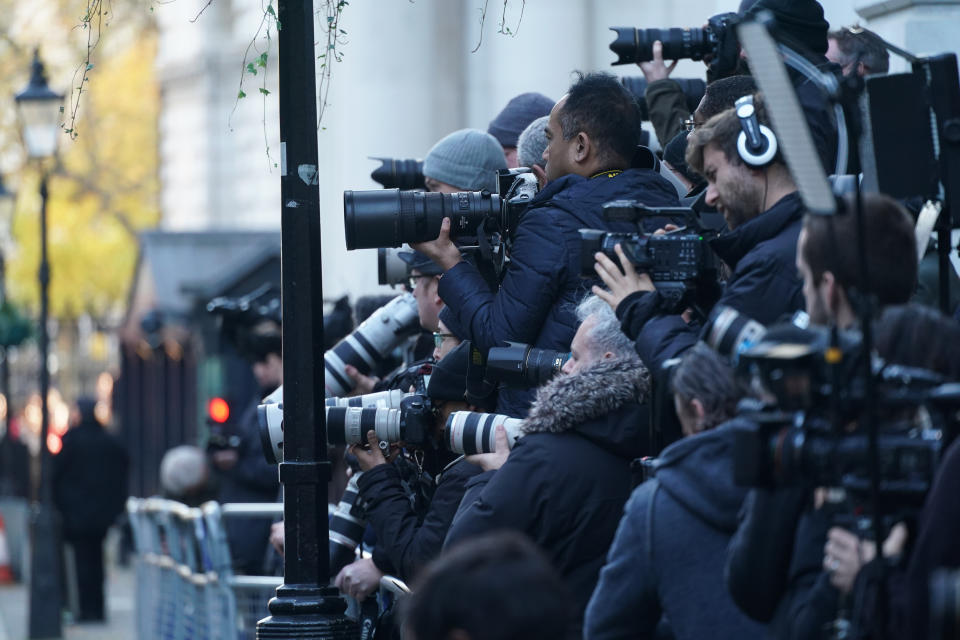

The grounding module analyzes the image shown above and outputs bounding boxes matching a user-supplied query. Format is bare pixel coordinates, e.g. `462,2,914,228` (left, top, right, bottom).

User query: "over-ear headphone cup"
737,125,779,166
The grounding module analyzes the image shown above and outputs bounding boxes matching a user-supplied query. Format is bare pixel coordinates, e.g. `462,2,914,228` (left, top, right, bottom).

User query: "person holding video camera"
443,295,651,630
723,193,918,638
333,341,487,601
583,343,764,640
595,95,804,380
413,72,679,418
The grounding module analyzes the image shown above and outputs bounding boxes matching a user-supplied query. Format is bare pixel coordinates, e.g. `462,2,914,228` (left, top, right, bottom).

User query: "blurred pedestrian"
52,396,129,622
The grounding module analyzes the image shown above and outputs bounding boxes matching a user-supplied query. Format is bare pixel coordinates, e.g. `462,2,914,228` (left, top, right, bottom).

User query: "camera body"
580,200,720,311
609,12,741,74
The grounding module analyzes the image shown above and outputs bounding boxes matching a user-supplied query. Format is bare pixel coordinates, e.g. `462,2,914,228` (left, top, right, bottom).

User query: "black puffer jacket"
357,449,480,582
620,191,806,377
438,168,679,417
444,356,652,624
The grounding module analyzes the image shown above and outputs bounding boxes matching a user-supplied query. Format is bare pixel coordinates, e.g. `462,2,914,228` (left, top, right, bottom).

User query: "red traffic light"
208,397,230,424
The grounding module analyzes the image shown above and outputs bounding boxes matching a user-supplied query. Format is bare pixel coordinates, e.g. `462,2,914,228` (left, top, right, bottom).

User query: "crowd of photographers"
235,0,960,638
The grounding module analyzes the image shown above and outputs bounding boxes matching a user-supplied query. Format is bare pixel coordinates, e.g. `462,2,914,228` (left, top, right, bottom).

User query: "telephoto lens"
703,305,768,365
369,157,425,190
329,473,367,579
378,247,409,286
257,385,284,464
485,342,571,388
343,189,502,250
326,395,432,446
324,293,420,397
609,27,711,65
445,411,524,455
325,389,412,409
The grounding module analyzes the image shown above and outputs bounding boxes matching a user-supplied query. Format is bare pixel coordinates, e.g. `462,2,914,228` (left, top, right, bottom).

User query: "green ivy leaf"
257,52,268,67
259,88,270,96
86,63,95,71
247,62,258,75
238,90,247,99
266,4,276,16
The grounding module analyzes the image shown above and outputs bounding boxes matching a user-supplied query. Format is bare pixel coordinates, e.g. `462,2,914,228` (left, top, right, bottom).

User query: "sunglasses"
433,331,456,349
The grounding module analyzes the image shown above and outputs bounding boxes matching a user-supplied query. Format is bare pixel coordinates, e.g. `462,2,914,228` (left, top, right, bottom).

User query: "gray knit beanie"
517,115,550,169
423,128,507,192
488,92,555,147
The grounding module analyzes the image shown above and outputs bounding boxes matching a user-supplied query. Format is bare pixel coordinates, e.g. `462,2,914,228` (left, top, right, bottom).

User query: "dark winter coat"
620,191,806,377
438,168,680,417
645,78,691,147
583,420,767,640
52,419,129,538
358,451,481,582
444,356,652,625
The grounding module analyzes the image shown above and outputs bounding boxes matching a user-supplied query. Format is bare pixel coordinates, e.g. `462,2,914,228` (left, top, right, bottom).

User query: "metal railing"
126,497,283,640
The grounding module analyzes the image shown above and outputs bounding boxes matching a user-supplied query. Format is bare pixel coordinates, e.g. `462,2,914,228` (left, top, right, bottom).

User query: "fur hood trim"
522,355,650,435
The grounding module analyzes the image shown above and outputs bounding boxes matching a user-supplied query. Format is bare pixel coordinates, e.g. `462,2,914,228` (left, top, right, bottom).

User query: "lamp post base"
28,502,62,639
256,585,357,640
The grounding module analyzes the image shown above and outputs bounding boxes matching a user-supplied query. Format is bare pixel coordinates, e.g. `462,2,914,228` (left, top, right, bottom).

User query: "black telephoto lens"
344,189,502,250
370,157,425,190
609,27,710,65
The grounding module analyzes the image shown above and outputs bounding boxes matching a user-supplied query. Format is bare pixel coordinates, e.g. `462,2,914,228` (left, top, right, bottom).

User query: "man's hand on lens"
410,217,463,272
269,521,285,556
639,40,679,82
334,557,384,602
344,365,379,396
592,243,655,311
465,424,511,472
350,430,389,472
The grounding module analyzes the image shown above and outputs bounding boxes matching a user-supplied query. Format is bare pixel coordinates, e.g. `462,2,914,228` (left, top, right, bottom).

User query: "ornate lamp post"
16,48,64,640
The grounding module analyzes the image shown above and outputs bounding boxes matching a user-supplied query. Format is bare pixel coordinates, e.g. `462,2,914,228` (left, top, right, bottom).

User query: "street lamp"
16,48,63,640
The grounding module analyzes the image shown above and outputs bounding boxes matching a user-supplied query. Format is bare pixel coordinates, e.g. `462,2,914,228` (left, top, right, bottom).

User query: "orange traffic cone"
0,513,13,583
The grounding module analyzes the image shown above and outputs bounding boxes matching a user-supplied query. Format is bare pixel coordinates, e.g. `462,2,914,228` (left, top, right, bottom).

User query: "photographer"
487,92,555,168
517,114,550,189
443,295,651,629
723,193,918,636
213,321,283,574
584,343,763,639
595,96,804,378
333,340,485,601
414,72,679,417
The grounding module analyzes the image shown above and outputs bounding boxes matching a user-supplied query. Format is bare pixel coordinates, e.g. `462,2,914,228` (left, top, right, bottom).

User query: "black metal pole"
28,170,62,639
256,1,355,638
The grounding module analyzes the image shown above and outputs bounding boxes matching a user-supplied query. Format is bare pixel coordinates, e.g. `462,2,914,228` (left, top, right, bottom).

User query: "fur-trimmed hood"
522,355,650,455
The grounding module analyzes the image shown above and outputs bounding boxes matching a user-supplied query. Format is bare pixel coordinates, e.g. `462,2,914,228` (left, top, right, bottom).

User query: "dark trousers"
67,532,106,621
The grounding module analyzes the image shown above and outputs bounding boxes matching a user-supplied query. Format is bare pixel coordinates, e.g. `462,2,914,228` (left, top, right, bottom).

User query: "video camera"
609,12,741,76
729,323,960,528
579,201,720,312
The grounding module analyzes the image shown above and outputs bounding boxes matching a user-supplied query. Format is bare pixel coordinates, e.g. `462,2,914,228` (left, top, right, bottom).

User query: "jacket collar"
522,356,649,436
710,191,804,269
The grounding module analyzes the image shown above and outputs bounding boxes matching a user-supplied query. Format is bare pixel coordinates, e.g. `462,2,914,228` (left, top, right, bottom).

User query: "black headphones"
735,95,778,167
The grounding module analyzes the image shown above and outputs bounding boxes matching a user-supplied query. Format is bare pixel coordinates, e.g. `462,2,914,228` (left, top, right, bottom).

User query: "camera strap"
590,169,623,179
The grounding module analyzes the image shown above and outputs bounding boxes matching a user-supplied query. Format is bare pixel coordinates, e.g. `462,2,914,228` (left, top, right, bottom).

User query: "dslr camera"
609,12,741,75
580,201,720,312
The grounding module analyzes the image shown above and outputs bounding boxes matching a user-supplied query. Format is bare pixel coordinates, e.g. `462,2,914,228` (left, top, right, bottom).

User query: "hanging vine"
64,0,110,139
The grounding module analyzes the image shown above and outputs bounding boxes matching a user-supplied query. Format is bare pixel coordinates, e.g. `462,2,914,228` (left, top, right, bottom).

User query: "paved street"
0,563,135,640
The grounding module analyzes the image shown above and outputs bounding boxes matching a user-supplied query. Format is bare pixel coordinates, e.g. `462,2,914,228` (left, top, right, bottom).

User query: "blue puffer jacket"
438,168,680,417
619,191,807,378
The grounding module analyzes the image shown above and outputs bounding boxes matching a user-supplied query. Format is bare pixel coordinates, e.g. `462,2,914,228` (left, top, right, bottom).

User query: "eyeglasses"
682,117,697,133
407,274,435,290
433,331,456,349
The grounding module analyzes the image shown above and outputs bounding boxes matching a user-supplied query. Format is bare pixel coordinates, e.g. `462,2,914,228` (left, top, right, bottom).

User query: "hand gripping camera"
580,201,720,312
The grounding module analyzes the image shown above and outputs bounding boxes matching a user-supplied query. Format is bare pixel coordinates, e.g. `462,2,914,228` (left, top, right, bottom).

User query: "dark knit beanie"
427,341,470,402
745,0,829,56
487,92,555,148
